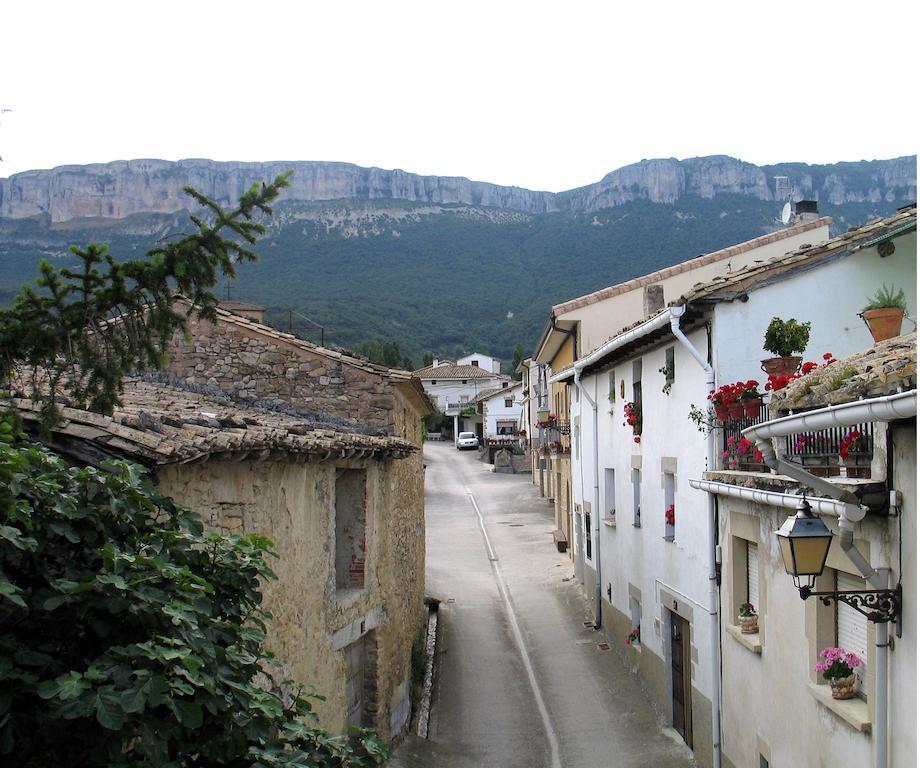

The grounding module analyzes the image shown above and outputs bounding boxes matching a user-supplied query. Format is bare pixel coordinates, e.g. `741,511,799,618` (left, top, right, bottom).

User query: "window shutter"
836,571,869,693
746,542,759,613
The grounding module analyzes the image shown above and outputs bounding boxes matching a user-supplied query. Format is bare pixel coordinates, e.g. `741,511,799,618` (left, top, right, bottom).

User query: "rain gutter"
667,305,721,768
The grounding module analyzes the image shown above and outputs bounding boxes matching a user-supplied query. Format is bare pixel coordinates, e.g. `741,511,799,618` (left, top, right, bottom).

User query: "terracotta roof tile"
15,379,416,466
551,216,832,315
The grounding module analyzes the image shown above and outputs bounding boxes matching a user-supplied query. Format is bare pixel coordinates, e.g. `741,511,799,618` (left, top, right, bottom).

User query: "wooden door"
344,637,367,728
670,613,692,746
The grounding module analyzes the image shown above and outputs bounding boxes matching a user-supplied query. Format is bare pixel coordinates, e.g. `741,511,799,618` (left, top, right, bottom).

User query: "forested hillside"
1,155,914,366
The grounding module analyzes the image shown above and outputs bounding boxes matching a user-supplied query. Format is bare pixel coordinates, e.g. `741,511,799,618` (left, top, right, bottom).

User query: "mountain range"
1,155,915,365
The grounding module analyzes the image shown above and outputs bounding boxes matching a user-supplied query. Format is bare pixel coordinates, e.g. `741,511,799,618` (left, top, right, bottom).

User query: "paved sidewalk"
389,444,694,768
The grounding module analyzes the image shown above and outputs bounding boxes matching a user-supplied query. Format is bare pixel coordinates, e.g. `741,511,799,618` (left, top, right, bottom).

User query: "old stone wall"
165,316,396,433
156,454,426,742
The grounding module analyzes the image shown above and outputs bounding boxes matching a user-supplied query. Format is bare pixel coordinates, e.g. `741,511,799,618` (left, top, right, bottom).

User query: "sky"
1,1,917,192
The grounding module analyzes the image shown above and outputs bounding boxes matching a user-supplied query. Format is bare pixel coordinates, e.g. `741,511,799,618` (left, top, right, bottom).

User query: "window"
664,471,675,541
746,542,760,612
604,468,615,518
836,571,868,695
629,594,641,643
631,360,643,436
471,360,479,367
504,398,513,408
461,380,467,384
335,468,368,590
632,469,641,527
664,347,675,390
584,503,593,561
430,381,437,385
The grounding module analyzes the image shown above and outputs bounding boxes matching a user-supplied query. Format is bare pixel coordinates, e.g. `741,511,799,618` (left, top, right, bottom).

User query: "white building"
475,382,524,440
562,207,916,768
456,352,502,374
414,358,510,436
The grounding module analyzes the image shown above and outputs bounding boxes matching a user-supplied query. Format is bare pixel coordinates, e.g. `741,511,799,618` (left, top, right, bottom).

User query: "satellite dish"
781,202,792,225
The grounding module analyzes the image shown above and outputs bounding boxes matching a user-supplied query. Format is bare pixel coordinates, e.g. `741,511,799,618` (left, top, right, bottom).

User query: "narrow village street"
390,443,694,768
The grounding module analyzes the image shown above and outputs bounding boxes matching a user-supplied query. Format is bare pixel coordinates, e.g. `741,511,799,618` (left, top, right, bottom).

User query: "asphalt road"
389,443,694,768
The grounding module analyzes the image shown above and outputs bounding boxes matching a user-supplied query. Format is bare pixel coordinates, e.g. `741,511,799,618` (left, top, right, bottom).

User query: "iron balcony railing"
720,402,874,478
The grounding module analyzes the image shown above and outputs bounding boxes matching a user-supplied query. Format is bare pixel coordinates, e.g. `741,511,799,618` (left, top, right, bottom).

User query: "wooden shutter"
746,542,759,612
836,571,868,693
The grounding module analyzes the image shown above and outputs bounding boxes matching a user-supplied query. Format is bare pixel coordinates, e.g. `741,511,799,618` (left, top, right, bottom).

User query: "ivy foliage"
0,173,291,430
0,419,386,767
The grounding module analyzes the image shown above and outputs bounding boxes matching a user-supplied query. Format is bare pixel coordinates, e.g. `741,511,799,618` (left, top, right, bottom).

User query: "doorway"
670,612,692,747
344,634,369,729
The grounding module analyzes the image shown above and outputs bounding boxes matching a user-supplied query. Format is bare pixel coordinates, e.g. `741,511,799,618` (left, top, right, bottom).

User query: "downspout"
668,305,721,768
574,367,602,628
742,390,916,768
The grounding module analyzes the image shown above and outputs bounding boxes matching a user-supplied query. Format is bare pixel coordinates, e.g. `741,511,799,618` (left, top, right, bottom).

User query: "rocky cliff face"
0,155,914,222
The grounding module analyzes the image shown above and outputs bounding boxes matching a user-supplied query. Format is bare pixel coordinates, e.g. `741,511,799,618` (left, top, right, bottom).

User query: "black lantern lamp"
775,493,833,597
775,491,900,625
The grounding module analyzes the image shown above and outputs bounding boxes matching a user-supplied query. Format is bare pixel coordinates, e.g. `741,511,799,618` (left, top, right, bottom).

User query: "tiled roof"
14,379,416,466
551,216,832,315
178,298,414,381
414,364,500,380
678,208,916,305
218,300,265,312
769,332,916,411
472,383,521,403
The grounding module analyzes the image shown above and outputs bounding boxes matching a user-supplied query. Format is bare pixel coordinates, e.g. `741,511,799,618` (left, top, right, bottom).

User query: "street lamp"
775,492,900,624
775,494,833,595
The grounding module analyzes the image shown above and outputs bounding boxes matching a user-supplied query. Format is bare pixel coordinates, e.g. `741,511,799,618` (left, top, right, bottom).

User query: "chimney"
793,200,819,223
643,284,665,316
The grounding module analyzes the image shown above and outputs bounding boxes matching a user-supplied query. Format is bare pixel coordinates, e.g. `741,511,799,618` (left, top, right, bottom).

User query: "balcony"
720,403,874,478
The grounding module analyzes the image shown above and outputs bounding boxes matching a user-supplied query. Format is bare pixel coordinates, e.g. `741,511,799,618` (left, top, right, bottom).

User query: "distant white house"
457,352,502,374
414,357,510,435
475,382,524,440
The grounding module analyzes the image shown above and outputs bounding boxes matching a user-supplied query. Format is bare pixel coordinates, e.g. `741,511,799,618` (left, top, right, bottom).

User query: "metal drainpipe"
575,368,602,628
742,391,916,768
668,305,721,768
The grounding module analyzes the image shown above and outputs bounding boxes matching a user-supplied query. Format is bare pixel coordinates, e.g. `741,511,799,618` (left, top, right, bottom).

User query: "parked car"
456,432,479,450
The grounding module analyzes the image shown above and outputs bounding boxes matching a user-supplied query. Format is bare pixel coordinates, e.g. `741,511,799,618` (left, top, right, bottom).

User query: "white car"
455,432,479,450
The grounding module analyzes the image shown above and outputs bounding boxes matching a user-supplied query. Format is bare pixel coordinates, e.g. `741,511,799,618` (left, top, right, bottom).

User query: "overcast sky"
1,1,916,192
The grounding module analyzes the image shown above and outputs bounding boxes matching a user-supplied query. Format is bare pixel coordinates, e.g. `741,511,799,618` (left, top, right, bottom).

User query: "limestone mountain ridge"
1,155,915,223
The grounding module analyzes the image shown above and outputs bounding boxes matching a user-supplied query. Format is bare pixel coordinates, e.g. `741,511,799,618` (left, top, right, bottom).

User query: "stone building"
14,378,426,741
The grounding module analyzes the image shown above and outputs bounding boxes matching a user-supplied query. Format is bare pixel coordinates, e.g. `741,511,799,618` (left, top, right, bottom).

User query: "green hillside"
0,195,908,366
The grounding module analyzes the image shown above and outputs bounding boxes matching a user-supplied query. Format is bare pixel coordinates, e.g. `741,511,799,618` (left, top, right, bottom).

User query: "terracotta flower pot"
742,399,762,419
714,404,730,421
829,674,858,700
738,614,758,634
727,401,743,420
761,356,802,376
862,308,905,343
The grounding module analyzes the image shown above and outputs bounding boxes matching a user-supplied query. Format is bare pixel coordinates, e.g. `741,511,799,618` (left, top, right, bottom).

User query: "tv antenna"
773,176,795,226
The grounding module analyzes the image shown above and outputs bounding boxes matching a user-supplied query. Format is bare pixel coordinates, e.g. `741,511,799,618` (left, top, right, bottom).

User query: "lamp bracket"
798,584,901,624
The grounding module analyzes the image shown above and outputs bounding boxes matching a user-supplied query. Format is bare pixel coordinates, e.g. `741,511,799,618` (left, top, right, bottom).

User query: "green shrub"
763,317,811,357
0,426,385,767
863,284,907,311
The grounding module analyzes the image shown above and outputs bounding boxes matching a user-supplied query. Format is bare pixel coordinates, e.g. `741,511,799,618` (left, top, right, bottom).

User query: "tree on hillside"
350,339,414,371
0,172,291,429
421,352,433,368
510,343,525,380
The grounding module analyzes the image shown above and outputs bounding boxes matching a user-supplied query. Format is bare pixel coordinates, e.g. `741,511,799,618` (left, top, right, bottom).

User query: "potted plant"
626,627,640,646
861,284,907,343
623,401,642,435
815,647,863,700
738,602,758,634
762,317,811,376
739,380,764,418
708,384,737,421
